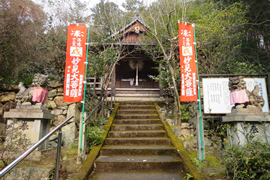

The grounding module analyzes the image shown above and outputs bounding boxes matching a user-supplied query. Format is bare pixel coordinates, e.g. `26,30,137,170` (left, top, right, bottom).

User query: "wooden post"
267,73,270,106
78,112,87,155
196,110,205,160
159,62,163,97
135,62,139,86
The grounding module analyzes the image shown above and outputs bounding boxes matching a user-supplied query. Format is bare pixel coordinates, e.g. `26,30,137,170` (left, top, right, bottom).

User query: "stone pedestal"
4,102,54,151
222,106,270,146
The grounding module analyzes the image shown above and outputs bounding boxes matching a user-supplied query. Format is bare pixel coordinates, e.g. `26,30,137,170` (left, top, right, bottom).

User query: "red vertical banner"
63,24,87,102
179,23,198,102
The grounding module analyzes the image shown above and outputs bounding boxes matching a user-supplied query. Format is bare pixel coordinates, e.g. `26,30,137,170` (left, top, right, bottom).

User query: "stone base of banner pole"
196,111,205,160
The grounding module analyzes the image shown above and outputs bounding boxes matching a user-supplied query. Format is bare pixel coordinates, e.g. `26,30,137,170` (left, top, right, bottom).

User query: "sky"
32,0,156,27
82,0,155,10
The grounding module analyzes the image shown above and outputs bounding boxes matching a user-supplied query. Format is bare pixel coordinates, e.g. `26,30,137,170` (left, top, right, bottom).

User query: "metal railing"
0,115,74,180
84,86,116,123
81,86,116,154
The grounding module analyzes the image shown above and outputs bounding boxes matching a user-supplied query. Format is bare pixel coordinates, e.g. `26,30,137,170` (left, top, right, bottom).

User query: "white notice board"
202,78,231,113
202,78,269,113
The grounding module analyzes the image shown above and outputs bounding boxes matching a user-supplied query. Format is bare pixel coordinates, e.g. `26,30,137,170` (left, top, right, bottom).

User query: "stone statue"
228,76,264,109
246,85,264,109
228,76,247,91
15,74,50,105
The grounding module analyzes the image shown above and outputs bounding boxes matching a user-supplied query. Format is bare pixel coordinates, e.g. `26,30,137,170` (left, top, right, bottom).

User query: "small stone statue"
228,76,264,109
228,76,246,91
15,74,50,105
246,85,264,109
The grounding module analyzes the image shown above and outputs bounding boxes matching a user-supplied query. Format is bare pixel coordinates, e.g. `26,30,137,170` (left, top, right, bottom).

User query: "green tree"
122,0,144,12
192,1,248,74
212,0,270,73
34,0,91,80
0,0,46,84
91,0,124,35
140,0,190,125
121,0,146,23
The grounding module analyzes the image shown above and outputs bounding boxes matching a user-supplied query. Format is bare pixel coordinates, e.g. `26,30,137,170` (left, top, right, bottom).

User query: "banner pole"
80,25,90,154
192,23,204,160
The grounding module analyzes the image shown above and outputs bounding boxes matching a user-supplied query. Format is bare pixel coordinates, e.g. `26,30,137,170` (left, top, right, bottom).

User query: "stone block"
179,123,195,138
62,104,80,147
62,122,77,147
47,89,57,98
50,80,63,88
59,106,68,110
54,96,72,107
0,84,19,91
4,108,54,120
4,106,54,152
45,100,57,109
166,119,173,126
57,115,66,122
48,141,58,148
227,122,270,146
181,123,190,129
63,110,67,115
67,104,80,125
57,87,64,92
223,108,270,146
204,137,213,147
6,118,50,151
51,108,63,116
0,92,15,102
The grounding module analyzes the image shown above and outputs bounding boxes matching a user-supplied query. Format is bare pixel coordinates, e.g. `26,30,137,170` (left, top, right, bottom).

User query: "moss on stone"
155,104,208,180
74,103,120,180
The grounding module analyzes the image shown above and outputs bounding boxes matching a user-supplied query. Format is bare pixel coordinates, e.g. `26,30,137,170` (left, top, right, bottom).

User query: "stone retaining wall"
0,81,81,148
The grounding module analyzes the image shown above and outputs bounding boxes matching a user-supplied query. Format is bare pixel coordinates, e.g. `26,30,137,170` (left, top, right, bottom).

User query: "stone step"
115,114,159,119
114,119,161,124
119,102,154,105
111,124,163,131
119,105,156,109
89,171,185,180
117,109,157,114
105,137,171,145
94,155,184,171
108,130,167,138
100,145,178,156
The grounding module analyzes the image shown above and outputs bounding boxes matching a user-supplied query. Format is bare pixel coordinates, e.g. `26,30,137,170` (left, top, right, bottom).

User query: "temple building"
92,14,162,97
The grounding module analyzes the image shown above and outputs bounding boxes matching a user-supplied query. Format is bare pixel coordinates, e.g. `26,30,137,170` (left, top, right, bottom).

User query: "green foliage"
88,47,120,78
185,173,194,180
192,157,203,170
90,0,124,35
0,0,46,83
180,103,190,122
70,142,78,149
86,125,104,152
194,1,248,74
220,124,270,179
0,120,30,167
223,141,270,179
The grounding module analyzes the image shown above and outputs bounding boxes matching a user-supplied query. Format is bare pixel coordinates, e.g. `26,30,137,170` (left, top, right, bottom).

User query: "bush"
86,126,104,152
221,124,270,180
0,120,30,167
224,141,270,179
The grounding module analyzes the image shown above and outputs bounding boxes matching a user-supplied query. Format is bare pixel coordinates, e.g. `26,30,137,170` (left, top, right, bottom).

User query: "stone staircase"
88,101,186,180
